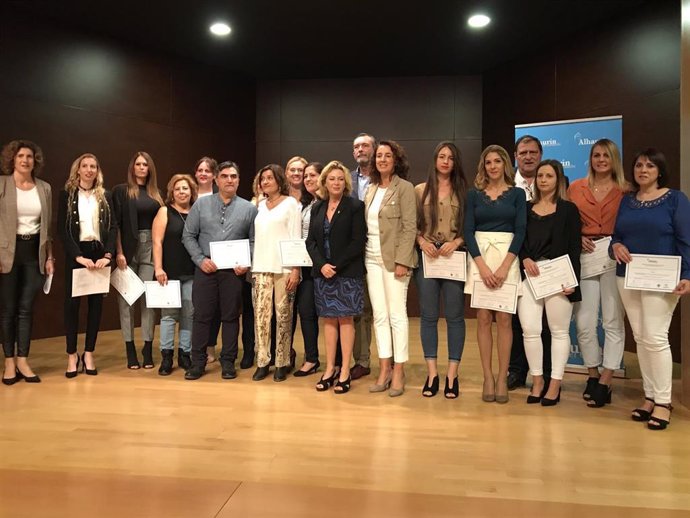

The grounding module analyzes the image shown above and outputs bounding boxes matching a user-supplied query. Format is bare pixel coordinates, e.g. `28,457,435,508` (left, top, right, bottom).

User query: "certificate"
144,280,181,308
72,268,111,297
580,236,616,279
624,254,681,292
470,281,518,314
279,240,313,267
422,251,466,281
525,255,578,300
210,239,251,269
110,266,146,306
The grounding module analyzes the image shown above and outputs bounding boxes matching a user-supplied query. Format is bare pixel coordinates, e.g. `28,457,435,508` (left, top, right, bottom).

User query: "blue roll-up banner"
514,115,625,376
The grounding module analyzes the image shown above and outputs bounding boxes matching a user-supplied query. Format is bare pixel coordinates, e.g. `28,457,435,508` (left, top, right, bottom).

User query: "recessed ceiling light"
468,14,491,29
210,22,232,36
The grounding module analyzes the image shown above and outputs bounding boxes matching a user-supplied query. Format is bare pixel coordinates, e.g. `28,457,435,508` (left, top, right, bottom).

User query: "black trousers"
241,279,254,358
191,268,242,368
0,237,43,358
295,270,319,363
510,312,553,381
64,241,106,354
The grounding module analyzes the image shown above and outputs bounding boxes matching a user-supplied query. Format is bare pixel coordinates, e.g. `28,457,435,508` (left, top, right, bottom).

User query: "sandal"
647,403,673,431
444,377,459,399
334,375,351,395
316,371,337,392
422,375,439,397
631,397,655,422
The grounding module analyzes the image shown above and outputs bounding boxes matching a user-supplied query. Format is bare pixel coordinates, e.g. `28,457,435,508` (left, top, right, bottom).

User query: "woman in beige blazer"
364,140,417,397
0,140,54,384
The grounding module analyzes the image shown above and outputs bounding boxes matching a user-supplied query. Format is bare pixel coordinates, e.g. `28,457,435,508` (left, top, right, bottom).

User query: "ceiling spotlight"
210,22,232,36
468,14,491,29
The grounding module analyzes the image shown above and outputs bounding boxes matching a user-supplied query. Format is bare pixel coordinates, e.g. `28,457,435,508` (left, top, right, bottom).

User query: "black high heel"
141,341,154,369
65,355,79,379
631,397,655,422
125,341,140,369
422,375,439,397
315,371,338,392
647,403,673,431
541,388,561,407
293,360,320,377
587,383,612,407
16,368,41,383
334,375,351,394
2,370,20,385
81,353,98,376
444,377,459,399
582,376,599,401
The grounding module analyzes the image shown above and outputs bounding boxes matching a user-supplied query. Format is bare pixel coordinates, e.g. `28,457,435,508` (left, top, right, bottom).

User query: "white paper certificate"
209,239,251,269
279,240,313,267
580,236,616,279
624,254,681,292
422,251,467,281
525,255,578,300
71,268,111,297
144,280,181,308
110,266,146,306
470,281,518,314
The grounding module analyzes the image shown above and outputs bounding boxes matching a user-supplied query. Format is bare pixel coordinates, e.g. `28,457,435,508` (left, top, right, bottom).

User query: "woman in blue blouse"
611,149,690,430
464,145,526,403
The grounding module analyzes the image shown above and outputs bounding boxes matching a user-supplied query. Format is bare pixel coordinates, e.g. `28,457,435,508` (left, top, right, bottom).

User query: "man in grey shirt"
182,161,257,380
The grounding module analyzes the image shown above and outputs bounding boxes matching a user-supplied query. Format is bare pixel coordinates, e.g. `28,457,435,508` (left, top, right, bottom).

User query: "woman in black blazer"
306,160,366,394
112,151,164,369
58,154,117,377
517,159,581,406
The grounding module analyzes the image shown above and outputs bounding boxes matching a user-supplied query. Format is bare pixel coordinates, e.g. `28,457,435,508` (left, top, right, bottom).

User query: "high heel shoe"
582,376,599,401
526,393,542,404
587,383,612,407
482,377,496,402
65,355,79,379
389,374,405,397
125,341,140,369
16,368,41,383
631,397,655,422
541,388,561,407
142,341,154,369
444,377,459,399
422,375,439,397
293,360,320,377
81,354,98,376
334,375,352,394
2,371,20,385
495,379,509,404
647,403,673,431
369,373,392,393
316,370,338,392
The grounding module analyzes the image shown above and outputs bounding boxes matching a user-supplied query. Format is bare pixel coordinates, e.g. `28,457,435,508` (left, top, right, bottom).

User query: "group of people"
1,133,688,430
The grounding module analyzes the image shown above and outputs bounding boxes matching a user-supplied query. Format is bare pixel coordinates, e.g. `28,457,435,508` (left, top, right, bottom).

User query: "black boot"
126,341,140,369
158,349,174,376
178,350,191,371
142,341,154,369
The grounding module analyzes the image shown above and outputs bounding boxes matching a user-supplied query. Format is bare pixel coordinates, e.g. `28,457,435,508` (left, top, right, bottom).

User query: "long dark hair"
417,141,467,238
300,162,323,206
370,140,409,184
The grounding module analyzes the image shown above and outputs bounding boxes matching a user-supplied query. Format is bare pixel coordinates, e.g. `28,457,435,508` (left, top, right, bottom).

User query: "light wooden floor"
1,319,689,517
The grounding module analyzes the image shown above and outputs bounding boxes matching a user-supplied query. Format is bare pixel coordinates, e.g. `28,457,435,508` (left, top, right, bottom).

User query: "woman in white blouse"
251,164,302,382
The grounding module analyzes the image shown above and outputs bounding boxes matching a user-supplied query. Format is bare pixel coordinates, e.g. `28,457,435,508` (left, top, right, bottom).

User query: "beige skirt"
464,231,522,295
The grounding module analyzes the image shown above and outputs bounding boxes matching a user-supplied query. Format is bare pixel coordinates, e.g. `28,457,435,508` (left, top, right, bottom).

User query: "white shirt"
78,190,100,241
16,187,41,235
198,190,214,198
365,187,387,258
252,197,302,273
514,169,535,202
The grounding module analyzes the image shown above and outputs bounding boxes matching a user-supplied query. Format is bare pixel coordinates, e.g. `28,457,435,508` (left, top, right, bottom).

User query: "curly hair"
474,145,515,190
165,174,198,205
64,153,111,231
1,140,45,177
370,139,409,184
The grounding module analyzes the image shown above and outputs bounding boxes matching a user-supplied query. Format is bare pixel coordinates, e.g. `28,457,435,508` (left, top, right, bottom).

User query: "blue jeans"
159,278,193,352
414,258,466,362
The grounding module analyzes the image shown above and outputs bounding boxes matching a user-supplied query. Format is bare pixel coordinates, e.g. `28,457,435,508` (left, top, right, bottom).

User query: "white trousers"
366,255,410,363
517,281,573,379
573,269,625,370
617,278,678,404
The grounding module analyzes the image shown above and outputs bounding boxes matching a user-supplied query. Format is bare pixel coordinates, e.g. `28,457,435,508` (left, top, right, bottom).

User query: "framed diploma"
209,239,251,269
72,268,111,298
279,240,313,267
525,254,578,300
144,280,182,308
580,236,616,279
110,266,146,306
624,254,681,293
470,281,518,314
422,251,466,281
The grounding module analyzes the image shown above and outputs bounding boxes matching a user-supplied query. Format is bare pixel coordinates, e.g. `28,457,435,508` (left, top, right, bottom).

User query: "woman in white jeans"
517,160,581,406
611,149,690,430
567,139,628,407
364,140,417,397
